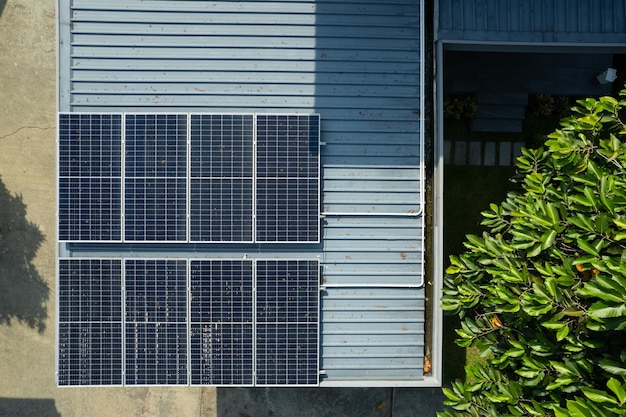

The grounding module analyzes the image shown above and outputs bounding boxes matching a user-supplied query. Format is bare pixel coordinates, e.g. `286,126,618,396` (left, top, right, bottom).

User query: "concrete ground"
0,1,444,415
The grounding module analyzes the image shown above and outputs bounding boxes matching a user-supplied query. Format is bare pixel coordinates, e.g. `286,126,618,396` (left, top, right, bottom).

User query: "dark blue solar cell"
125,260,187,323
190,323,253,385
57,259,123,386
123,114,187,242
189,114,254,242
125,114,187,178
123,260,187,385
189,260,254,384
57,112,324,386
125,323,188,385
58,257,320,386
124,177,187,241
58,113,123,241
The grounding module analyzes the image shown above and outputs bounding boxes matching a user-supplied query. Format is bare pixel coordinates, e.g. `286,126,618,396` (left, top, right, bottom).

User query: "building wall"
58,0,426,385
438,0,626,44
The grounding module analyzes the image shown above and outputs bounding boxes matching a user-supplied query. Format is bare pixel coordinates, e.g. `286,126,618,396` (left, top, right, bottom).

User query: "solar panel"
58,113,122,241
190,114,254,242
190,115,253,178
255,260,319,385
190,260,254,385
124,259,187,385
57,259,123,386
124,114,187,242
256,115,320,243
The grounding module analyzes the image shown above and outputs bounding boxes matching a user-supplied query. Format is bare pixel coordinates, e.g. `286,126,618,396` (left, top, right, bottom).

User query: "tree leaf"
577,238,600,256
580,386,618,405
563,307,585,317
570,214,596,232
553,406,570,417
599,360,626,377
556,324,570,341
613,218,626,230
565,399,593,417
569,193,594,207
606,377,626,405
442,387,461,402
588,301,626,320
541,229,558,250
439,88,626,417
542,320,565,330
578,283,625,304
544,277,559,298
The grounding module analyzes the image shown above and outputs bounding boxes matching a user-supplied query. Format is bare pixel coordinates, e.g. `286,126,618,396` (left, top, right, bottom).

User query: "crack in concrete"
0,125,55,140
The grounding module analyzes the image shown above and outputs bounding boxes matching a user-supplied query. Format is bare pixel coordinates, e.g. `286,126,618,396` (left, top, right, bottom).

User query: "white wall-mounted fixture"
597,68,618,84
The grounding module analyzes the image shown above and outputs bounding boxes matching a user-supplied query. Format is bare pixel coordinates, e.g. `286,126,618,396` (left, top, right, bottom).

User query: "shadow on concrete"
216,387,444,417
217,387,389,417
0,0,6,18
0,398,60,417
0,178,48,333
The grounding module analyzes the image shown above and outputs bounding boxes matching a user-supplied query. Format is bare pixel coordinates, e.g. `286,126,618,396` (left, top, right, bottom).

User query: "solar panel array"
58,113,321,386
58,113,320,243
57,259,319,386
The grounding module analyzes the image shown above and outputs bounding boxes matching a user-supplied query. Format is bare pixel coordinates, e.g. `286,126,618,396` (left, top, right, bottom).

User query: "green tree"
439,89,626,417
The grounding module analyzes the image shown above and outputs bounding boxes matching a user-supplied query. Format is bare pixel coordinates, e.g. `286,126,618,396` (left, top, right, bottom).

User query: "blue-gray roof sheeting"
439,0,626,44
58,0,425,386
323,216,424,287
321,287,425,381
61,1,421,114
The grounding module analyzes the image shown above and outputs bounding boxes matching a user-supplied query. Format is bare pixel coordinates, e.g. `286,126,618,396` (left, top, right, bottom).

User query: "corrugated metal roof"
321,287,425,382
438,0,626,44
57,0,426,386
